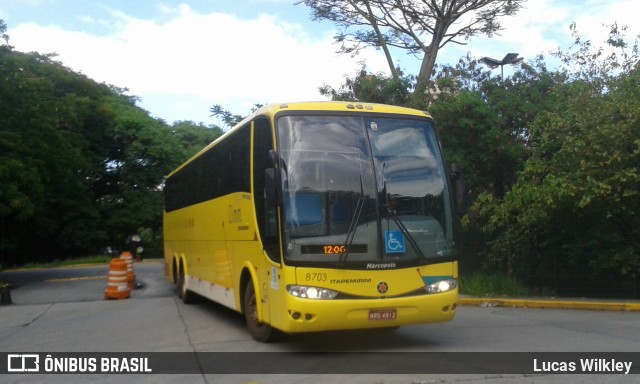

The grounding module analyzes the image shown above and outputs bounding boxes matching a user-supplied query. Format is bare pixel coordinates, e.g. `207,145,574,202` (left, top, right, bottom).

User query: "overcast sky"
1,0,637,125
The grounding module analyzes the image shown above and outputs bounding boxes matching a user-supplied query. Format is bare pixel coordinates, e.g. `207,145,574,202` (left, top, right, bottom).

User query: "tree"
0,24,191,264
299,0,526,93
170,120,223,156
209,104,265,130
209,104,244,129
318,64,413,104
0,47,111,262
0,19,9,46
465,24,640,293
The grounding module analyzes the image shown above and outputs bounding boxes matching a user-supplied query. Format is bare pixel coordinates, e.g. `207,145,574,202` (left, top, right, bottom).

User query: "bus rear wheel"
172,259,178,285
243,280,274,342
177,262,194,304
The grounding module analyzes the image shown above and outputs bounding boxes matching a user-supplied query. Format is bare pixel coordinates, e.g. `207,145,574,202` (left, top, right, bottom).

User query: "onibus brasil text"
11,354,152,373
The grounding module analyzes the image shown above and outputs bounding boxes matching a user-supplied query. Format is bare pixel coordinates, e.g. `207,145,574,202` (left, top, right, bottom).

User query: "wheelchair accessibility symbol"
385,230,406,254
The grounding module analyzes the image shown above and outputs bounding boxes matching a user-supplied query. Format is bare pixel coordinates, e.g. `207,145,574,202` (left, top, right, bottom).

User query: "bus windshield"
277,114,453,268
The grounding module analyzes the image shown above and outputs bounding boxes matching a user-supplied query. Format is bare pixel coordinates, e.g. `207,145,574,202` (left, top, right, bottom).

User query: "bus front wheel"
243,280,274,342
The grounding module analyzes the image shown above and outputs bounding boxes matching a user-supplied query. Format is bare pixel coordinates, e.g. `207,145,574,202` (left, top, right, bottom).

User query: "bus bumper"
275,289,457,334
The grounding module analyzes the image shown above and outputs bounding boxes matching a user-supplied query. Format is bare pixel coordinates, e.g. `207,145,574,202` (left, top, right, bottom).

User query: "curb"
459,297,640,312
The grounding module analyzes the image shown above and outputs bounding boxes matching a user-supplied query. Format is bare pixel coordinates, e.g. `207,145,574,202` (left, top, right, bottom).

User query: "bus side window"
253,118,281,263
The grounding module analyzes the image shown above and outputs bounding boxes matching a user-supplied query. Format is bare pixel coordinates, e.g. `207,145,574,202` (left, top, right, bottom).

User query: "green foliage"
460,272,547,297
209,104,245,130
430,89,517,199
467,24,640,286
322,23,640,296
1,49,104,261
0,19,9,45
319,65,413,105
0,25,222,265
208,104,266,131
170,120,223,156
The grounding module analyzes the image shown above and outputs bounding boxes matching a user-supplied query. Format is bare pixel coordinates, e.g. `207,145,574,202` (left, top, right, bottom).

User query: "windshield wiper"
338,175,367,266
338,196,366,266
385,206,427,259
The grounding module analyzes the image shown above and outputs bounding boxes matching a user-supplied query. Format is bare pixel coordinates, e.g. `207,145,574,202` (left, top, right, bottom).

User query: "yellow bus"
163,101,459,342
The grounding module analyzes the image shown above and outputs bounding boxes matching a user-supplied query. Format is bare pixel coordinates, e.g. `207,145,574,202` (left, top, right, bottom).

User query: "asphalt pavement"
1,260,639,384
2,259,638,311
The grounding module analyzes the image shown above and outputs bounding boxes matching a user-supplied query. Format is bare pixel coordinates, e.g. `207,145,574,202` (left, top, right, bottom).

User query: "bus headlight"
424,278,457,294
287,285,338,299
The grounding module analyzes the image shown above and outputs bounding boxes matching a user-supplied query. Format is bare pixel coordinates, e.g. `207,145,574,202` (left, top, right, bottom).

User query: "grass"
5,255,113,270
2,253,163,272
459,272,547,297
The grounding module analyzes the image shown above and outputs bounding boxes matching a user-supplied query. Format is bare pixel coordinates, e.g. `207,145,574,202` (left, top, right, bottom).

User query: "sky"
1,0,637,125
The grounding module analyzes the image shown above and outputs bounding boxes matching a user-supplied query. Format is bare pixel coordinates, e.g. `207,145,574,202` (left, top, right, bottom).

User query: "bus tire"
243,279,273,342
172,258,179,285
177,262,194,304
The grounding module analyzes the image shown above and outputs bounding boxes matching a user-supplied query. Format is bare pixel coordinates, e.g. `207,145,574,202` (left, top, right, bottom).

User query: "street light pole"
479,53,523,83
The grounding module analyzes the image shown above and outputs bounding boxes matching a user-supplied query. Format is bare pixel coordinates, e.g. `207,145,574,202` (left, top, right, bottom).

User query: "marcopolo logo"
8,354,40,372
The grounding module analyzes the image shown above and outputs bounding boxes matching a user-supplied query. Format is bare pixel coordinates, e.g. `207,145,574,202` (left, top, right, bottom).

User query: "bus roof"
167,101,433,178
253,101,432,118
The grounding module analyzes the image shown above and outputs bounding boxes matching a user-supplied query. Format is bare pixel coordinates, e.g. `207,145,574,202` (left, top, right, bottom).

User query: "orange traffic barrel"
104,258,131,300
120,251,136,289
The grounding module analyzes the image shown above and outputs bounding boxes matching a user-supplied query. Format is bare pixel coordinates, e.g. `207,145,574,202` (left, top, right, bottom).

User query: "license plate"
368,308,397,321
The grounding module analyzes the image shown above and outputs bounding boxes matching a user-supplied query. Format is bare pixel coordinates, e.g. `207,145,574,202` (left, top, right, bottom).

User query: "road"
1,261,638,384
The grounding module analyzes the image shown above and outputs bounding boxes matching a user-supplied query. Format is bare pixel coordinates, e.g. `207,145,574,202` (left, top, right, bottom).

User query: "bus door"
253,118,285,327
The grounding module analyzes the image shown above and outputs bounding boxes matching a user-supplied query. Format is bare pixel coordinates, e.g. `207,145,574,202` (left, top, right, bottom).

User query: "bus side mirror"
268,149,278,168
265,168,283,207
450,164,465,216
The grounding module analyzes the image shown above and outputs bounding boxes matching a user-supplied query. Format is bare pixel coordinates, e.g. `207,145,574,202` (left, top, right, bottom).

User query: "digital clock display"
301,244,368,254
324,245,346,254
